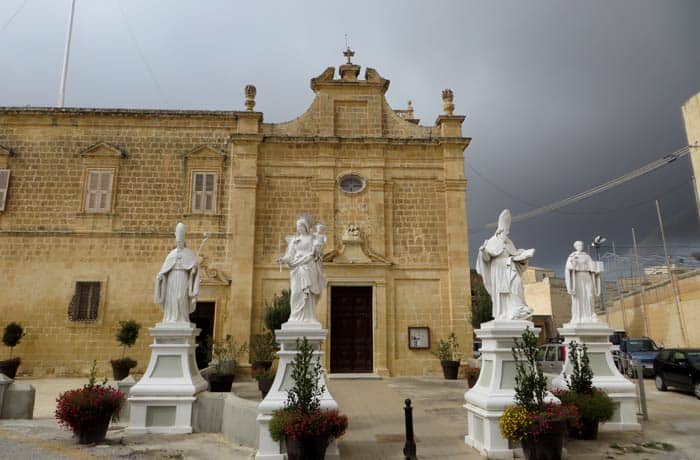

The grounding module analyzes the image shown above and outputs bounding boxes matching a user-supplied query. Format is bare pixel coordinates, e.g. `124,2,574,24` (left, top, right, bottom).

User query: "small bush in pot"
0,322,25,379
499,328,580,460
269,337,348,460
55,360,123,444
433,332,462,379
554,341,615,439
264,289,291,332
208,334,247,392
254,369,275,398
250,332,277,375
464,364,481,387
110,320,141,381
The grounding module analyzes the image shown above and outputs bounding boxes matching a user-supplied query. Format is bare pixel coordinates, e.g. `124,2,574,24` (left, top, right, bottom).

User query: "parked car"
609,329,627,371
653,349,700,399
619,337,660,377
536,341,566,375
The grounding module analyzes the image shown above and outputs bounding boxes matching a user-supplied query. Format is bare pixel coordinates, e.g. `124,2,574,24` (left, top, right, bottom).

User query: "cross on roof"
343,35,355,64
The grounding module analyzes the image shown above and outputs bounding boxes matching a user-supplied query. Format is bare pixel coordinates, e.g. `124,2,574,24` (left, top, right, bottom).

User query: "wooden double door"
330,286,373,373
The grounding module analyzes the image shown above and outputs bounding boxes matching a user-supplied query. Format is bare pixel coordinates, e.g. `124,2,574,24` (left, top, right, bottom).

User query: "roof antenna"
58,0,76,108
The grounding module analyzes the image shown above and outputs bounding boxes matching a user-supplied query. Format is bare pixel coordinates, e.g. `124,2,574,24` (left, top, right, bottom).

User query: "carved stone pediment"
323,224,391,265
199,255,231,286
80,142,127,159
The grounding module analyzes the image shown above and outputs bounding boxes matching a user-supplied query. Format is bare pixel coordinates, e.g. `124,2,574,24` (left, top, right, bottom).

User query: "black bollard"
403,398,417,460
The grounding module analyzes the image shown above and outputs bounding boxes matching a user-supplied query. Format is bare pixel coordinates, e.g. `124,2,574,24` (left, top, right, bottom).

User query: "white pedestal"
127,323,208,434
464,320,537,459
551,322,640,431
256,325,339,460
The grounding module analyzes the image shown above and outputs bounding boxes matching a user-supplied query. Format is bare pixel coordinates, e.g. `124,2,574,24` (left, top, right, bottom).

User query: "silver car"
537,343,566,374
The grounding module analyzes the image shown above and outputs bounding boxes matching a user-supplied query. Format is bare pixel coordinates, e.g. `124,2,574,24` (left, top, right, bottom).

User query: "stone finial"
407,100,414,119
442,89,455,115
244,84,256,111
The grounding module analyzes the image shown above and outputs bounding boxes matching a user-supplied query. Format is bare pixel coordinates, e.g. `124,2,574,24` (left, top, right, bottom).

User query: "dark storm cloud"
1,0,698,272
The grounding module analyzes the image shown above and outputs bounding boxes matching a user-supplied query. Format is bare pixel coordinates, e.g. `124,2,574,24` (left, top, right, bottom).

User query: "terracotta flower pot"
521,420,566,460
441,360,460,380
569,417,599,440
209,373,235,392
285,435,330,460
110,359,137,381
257,377,274,398
76,413,112,445
251,360,273,376
0,357,21,379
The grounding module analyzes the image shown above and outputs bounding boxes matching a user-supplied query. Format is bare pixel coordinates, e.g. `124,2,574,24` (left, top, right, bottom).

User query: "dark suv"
653,349,700,399
619,338,660,377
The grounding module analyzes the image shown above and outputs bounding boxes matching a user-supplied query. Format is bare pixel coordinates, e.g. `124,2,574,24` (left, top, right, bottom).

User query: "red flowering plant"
268,338,348,444
55,361,124,436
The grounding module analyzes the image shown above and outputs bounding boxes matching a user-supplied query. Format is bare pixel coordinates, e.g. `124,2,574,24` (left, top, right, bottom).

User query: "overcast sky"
1,0,698,273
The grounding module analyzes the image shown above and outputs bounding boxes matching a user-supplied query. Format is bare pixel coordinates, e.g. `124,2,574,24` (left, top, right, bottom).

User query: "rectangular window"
191,172,217,213
68,281,101,322
84,170,113,213
0,169,9,211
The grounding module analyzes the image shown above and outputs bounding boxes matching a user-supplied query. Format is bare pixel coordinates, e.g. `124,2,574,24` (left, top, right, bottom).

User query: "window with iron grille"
191,171,216,213
68,282,101,322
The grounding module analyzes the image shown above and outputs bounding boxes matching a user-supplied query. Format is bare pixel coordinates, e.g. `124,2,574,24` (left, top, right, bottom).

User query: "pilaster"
227,112,262,348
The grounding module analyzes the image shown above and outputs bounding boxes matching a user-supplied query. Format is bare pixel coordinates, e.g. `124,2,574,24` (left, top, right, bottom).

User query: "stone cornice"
311,178,336,191
0,106,251,119
261,136,443,146
233,175,258,189
444,178,468,191
0,230,230,238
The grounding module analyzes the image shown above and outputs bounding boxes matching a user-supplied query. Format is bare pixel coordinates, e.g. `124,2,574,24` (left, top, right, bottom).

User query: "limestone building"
0,55,471,377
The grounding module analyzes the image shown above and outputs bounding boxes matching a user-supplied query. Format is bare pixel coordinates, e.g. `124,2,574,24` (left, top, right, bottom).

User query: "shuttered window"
68,282,101,322
84,170,113,213
0,169,9,211
191,172,216,213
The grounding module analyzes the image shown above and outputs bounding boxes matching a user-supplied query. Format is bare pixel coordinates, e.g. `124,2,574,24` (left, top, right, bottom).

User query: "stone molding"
232,175,258,189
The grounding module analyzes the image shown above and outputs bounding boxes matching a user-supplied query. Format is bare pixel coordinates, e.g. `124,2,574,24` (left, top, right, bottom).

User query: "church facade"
0,56,472,377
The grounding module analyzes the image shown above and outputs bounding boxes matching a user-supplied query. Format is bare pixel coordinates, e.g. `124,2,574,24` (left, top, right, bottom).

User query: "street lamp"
591,235,607,311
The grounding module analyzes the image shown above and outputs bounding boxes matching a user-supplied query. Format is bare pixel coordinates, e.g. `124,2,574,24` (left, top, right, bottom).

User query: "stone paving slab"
6,376,700,459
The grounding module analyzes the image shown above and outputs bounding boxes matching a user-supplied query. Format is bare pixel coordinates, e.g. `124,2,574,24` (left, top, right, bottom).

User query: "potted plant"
499,328,579,460
250,332,277,376
264,289,291,332
110,320,141,381
0,322,25,379
55,360,124,444
269,337,348,460
254,368,275,398
554,341,615,440
433,332,462,379
208,334,247,392
464,364,481,388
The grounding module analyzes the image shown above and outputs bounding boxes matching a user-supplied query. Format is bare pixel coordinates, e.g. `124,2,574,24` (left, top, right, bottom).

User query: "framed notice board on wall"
408,327,430,349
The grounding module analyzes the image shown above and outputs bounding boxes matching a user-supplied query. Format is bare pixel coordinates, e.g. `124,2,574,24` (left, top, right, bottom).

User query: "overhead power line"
482,145,692,229
0,0,29,35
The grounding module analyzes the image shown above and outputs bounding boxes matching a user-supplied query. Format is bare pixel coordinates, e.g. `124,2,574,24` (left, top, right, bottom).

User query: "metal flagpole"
58,0,76,108
655,200,687,346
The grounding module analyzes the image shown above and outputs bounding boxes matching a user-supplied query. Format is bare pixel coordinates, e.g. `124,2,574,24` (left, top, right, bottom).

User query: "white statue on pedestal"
476,209,534,321
154,223,200,325
277,215,327,325
565,240,602,324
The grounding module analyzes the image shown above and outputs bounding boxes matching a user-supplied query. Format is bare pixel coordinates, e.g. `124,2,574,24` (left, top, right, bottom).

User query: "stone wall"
601,270,700,347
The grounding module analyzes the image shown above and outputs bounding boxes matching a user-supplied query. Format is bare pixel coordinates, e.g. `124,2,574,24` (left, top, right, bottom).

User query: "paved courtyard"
0,376,698,459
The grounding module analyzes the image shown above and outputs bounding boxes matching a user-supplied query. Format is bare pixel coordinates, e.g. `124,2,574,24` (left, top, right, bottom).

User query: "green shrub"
512,327,547,413
556,389,615,423
115,320,141,359
565,341,594,394
250,332,277,362
264,289,291,332
3,322,25,359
